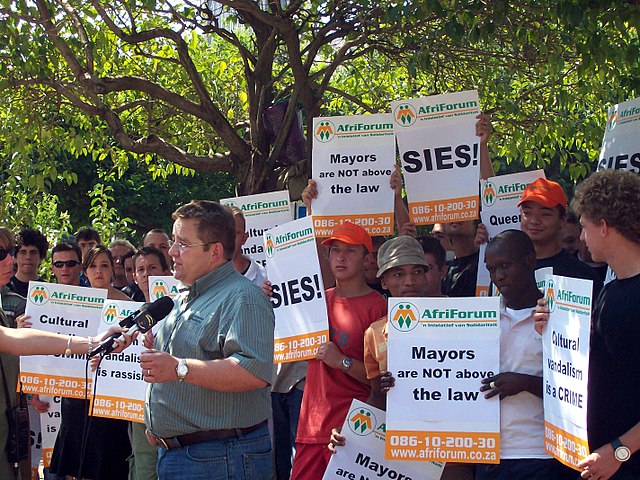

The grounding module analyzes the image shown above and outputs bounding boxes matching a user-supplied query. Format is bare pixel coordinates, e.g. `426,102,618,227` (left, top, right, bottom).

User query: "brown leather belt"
154,421,267,450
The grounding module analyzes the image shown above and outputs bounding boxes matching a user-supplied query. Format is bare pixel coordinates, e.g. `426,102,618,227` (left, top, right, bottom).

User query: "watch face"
615,446,631,462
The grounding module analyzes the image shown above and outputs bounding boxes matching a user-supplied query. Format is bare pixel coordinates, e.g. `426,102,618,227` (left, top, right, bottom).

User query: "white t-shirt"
499,300,550,459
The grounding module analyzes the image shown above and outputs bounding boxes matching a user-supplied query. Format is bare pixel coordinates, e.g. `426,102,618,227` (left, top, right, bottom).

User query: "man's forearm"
184,357,268,392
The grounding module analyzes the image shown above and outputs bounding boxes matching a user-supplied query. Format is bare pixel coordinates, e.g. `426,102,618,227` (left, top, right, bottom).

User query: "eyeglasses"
53,260,81,268
0,247,15,261
171,241,214,252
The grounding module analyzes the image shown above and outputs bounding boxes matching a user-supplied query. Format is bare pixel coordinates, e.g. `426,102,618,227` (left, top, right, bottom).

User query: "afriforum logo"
482,180,497,207
347,406,377,436
389,302,419,331
29,285,49,305
103,303,119,325
151,280,169,299
607,106,618,131
393,103,417,127
546,279,556,312
314,121,335,142
265,234,275,258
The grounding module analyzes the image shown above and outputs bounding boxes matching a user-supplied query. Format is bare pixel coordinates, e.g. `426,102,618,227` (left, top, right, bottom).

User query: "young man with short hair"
538,170,640,479
290,222,386,480
109,239,136,289
518,178,602,295
9,228,49,297
75,227,101,260
479,229,562,479
143,228,173,269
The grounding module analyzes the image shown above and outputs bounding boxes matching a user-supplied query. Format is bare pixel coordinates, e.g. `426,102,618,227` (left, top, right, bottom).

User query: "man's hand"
142,330,155,349
315,342,345,370
328,427,346,453
301,179,318,213
140,350,180,383
578,443,622,480
145,428,160,447
31,394,50,413
476,113,493,146
390,164,404,197
534,298,550,335
399,222,417,238
474,223,489,248
380,371,396,394
480,372,541,399
16,314,32,329
261,280,273,298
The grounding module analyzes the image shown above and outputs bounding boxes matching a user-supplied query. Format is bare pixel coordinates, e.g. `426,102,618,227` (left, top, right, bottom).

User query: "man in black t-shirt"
518,178,602,297
537,170,640,479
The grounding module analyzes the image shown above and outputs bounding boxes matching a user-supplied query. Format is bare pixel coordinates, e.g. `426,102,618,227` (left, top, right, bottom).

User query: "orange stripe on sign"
19,373,91,399
385,430,500,464
312,213,394,237
91,394,145,423
273,330,330,364
408,196,479,226
544,422,589,471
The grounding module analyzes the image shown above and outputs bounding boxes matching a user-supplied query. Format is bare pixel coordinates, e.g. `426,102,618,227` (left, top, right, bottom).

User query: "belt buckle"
157,437,171,450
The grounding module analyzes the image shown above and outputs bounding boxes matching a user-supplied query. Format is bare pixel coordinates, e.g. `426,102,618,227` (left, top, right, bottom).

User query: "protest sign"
386,296,500,463
221,190,292,267
323,399,444,480
20,282,106,398
542,275,592,470
264,216,329,363
476,170,546,296
392,90,481,225
92,300,147,423
148,275,181,300
29,399,42,478
38,395,62,468
598,96,640,172
311,113,396,237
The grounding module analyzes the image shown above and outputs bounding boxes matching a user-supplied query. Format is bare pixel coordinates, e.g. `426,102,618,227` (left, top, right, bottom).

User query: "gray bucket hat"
376,236,428,277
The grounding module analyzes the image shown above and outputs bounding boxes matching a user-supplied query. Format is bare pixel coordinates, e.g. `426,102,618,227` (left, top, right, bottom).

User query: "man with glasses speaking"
141,200,275,480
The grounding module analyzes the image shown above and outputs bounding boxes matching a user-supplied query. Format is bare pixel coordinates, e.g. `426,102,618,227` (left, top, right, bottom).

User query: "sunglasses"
53,260,81,268
0,247,15,261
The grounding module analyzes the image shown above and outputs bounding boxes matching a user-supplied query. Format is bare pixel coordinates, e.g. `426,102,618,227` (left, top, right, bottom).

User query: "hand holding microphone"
90,296,174,357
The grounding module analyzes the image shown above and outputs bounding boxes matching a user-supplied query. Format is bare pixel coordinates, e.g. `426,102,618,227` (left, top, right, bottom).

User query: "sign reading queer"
221,190,292,267
476,170,546,296
386,296,500,463
92,299,148,423
598,96,640,173
311,113,395,237
21,282,106,398
542,275,592,470
264,216,329,363
323,399,444,480
392,90,481,225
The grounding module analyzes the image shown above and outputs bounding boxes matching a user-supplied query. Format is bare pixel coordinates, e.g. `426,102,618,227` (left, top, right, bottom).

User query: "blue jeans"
272,389,303,480
157,424,272,480
476,458,563,480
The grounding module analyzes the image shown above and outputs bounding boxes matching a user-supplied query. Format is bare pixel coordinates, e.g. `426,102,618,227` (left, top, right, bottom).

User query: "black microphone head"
137,295,174,331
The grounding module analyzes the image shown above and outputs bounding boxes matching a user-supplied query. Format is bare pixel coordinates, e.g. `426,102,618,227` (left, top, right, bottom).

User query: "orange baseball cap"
517,178,567,209
320,221,373,253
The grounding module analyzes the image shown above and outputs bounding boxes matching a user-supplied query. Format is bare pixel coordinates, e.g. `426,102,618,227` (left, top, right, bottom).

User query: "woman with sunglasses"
50,245,133,480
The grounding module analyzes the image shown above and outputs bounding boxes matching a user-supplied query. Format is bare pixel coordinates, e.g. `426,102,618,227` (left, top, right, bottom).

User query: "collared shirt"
145,261,275,437
499,298,548,459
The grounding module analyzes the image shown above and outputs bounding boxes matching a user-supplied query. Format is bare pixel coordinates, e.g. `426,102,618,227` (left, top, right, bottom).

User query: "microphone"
90,296,174,357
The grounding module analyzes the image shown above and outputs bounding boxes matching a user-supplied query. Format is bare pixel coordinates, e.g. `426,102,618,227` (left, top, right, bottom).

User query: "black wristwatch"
611,437,631,462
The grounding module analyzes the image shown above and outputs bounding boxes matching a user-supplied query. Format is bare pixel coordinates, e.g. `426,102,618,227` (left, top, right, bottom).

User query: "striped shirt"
145,261,274,437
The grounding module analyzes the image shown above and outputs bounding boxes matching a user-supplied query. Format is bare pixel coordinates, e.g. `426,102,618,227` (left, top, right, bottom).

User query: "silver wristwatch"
341,357,352,373
176,358,189,382
611,437,631,462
